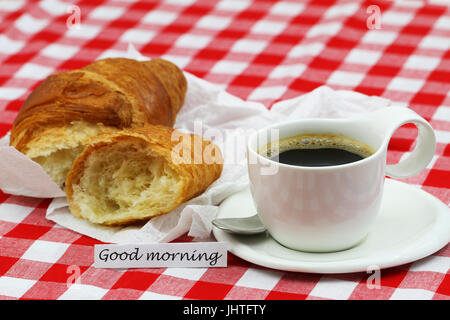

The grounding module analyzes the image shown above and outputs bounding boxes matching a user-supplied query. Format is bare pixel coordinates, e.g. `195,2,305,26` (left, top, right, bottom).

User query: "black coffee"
259,134,375,167
272,148,364,167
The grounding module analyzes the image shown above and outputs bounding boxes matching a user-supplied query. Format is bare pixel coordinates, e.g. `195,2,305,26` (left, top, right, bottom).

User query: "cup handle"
369,106,436,179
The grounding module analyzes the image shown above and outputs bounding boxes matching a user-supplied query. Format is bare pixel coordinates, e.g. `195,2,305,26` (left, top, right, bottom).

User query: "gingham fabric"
0,0,449,300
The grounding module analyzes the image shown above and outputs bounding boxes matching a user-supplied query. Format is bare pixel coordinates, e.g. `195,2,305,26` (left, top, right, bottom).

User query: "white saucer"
213,179,450,274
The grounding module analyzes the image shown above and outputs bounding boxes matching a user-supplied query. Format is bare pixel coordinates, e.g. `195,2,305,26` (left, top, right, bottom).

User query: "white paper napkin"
0,44,397,243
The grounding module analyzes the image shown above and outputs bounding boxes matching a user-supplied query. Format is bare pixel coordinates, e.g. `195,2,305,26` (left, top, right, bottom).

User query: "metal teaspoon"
212,214,266,235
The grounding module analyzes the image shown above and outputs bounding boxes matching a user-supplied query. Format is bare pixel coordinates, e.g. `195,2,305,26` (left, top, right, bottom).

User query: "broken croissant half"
65,125,223,226
10,58,187,188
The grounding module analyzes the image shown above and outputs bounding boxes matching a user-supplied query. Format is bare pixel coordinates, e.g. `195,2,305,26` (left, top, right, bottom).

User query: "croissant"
65,125,223,225
10,58,187,187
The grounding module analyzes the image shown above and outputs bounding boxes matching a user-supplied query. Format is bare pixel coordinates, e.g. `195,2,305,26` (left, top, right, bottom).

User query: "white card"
94,242,227,268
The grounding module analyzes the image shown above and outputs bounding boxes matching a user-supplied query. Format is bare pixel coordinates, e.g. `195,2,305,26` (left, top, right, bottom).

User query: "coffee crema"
259,134,375,167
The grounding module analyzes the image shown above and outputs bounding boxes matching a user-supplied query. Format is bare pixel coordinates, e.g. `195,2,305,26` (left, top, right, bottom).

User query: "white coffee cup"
247,107,436,252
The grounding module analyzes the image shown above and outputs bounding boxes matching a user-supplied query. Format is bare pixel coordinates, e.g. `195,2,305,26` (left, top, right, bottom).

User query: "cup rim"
247,118,387,171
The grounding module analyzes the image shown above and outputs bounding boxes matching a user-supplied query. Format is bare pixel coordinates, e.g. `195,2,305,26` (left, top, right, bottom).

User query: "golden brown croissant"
10,58,187,187
65,125,223,226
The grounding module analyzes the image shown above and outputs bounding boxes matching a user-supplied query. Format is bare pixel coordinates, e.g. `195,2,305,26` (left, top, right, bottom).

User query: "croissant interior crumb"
72,138,183,225
25,121,111,188
32,146,84,188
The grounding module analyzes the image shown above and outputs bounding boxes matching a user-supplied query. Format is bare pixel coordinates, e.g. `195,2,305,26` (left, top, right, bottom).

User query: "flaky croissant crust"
10,58,187,154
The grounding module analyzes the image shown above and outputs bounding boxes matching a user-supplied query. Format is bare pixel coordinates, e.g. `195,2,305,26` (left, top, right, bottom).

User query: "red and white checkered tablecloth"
0,0,448,300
